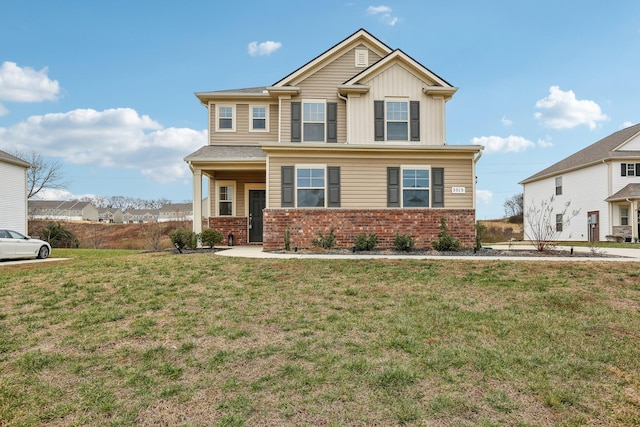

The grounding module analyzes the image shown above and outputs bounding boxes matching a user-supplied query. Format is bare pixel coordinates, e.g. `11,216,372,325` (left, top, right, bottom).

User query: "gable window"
621,207,629,226
216,105,235,131
375,100,420,142
402,167,430,207
303,101,325,142
555,176,562,195
621,163,640,176
556,213,563,232
297,167,325,207
250,105,268,131
215,181,236,216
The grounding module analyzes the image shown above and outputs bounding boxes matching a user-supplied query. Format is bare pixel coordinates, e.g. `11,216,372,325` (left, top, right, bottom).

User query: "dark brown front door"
587,211,599,242
249,190,265,243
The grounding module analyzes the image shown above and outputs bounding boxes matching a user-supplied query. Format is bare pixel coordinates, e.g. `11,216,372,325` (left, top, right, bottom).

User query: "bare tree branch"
11,149,69,199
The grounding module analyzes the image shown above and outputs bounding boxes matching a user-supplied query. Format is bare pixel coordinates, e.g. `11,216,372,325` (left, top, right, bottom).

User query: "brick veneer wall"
262,209,476,252
208,217,248,245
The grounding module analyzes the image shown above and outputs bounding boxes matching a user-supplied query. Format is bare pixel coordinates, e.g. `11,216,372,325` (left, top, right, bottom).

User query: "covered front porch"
606,184,640,242
184,145,267,245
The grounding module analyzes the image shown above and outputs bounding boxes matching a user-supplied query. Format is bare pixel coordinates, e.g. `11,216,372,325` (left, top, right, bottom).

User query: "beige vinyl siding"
268,153,474,209
208,171,265,216
209,103,278,145
349,64,446,145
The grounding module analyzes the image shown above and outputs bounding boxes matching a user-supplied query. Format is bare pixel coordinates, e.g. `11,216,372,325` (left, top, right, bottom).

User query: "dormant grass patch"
1,249,639,426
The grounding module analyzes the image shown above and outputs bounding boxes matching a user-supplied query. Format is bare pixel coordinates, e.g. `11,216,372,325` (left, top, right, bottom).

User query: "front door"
587,211,599,242
248,190,265,243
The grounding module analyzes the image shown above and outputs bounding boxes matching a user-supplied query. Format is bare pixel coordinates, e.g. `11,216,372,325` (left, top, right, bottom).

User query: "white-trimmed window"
556,213,563,232
216,105,235,131
250,105,269,131
386,100,409,141
296,166,325,207
555,176,562,195
402,166,430,207
621,207,629,226
303,100,325,142
215,181,236,216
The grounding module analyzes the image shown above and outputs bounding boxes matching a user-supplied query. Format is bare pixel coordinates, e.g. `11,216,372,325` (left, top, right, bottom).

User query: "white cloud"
0,108,207,183
470,135,535,153
534,86,608,130
0,61,60,115
537,137,553,148
367,4,398,26
476,190,493,205
623,121,635,128
32,188,96,201
248,40,282,57
501,116,512,126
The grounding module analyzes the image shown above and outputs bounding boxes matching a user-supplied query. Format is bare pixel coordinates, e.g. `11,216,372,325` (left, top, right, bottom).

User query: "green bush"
169,228,193,249
354,233,378,251
432,218,460,252
38,222,79,248
393,234,414,252
312,228,336,249
200,229,224,248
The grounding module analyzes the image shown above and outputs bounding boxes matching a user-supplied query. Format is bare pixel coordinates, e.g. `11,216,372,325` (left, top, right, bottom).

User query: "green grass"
1,249,639,425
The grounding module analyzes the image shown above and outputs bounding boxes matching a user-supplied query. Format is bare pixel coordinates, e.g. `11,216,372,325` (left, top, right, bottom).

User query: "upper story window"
296,166,325,207
375,100,420,142
621,163,640,177
216,105,235,131
555,176,562,195
251,105,269,131
303,101,325,142
402,167,430,207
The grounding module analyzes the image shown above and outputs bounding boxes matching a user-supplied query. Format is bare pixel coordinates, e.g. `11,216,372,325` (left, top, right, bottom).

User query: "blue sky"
1,1,639,219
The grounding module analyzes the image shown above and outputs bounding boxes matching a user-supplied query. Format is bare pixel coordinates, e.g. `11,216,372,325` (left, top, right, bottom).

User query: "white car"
0,229,51,261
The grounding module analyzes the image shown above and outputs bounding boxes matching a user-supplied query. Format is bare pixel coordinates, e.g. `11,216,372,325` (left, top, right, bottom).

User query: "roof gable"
0,149,31,168
272,28,393,87
520,123,640,184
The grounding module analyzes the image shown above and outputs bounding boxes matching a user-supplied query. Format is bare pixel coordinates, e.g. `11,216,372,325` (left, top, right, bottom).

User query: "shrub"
432,217,460,252
38,222,79,248
169,228,193,249
312,228,336,249
354,233,378,251
393,234,414,252
284,228,291,251
200,229,224,248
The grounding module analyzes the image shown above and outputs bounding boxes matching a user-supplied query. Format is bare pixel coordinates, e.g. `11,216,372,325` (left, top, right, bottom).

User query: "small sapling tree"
524,195,580,251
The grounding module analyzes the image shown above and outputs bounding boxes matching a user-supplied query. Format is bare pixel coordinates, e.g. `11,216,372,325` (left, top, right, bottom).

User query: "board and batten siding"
0,160,28,233
267,153,474,209
208,103,278,145
349,63,446,145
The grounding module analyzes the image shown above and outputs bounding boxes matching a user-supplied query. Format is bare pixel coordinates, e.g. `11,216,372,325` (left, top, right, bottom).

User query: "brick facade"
208,217,248,246
262,208,476,252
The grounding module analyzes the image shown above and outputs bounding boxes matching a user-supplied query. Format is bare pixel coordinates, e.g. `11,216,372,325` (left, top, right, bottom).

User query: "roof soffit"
272,29,393,88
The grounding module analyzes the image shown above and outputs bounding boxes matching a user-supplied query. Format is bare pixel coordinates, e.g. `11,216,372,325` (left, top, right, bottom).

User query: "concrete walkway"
216,244,640,262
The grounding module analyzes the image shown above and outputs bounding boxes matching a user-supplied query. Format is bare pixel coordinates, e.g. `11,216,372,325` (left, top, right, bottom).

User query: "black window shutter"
432,168,444,207
410,101,420,141
327,103,337,143
374,100,384,141
327,166,340,207
636,163,640,176
281,166,294,207
387,167,400,207
291,102,301,142
621,163,627,176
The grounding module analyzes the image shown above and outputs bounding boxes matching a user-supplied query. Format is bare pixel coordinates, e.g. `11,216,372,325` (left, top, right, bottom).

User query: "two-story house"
521,123,640,242
185,29,483,251
0,149,31,234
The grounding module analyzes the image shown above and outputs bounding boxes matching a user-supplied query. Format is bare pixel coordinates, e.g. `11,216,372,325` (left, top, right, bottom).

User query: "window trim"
295,164,327,208
249,104,269,132
216,105,235,132
302,99,326,142
621,207,629,226
401,165,430,208
215,180,236,216
555,213,563,232
555,176,562,196
386,98,409,141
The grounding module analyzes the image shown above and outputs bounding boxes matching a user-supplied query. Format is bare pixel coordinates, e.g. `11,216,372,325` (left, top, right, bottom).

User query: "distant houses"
28,201,194,223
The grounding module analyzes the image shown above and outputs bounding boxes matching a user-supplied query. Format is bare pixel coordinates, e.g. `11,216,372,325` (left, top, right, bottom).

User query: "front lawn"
1,250,639,425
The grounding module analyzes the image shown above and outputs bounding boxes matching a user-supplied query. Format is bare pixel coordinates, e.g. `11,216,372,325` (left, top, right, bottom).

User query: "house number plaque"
451,187,466,194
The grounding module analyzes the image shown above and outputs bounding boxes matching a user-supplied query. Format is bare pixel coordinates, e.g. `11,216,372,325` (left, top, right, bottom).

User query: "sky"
1,1,639,219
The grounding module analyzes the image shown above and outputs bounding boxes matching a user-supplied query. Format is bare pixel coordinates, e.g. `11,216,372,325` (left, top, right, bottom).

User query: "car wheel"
37,246,50,259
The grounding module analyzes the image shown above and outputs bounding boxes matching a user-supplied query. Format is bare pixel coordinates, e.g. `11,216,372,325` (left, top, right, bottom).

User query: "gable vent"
355,49,368,67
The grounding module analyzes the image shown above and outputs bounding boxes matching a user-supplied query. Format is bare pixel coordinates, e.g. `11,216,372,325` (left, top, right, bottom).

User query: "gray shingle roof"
184,145,266,162
520,123,640,184
605,183,640,202
0,149,31,168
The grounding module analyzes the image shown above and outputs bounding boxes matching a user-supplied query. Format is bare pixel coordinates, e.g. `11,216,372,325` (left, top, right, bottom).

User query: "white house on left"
0,149,31,234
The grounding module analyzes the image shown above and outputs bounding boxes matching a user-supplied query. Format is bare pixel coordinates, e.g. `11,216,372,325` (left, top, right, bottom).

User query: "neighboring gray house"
158,203,193,222
29,200,99,222
98,208,124,223
0,149,31,234
123,209,159,223
521,123,640,242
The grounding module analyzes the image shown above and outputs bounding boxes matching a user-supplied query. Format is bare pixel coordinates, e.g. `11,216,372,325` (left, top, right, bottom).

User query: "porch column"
633,200,639,242
193,169,202,235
